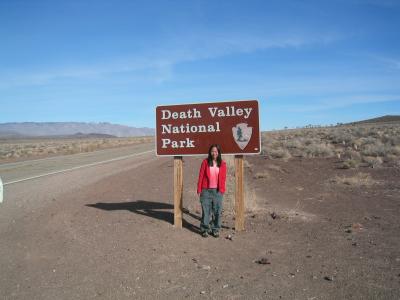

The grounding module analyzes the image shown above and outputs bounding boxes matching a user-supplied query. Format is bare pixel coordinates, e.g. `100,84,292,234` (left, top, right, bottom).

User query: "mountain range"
0,122,155,138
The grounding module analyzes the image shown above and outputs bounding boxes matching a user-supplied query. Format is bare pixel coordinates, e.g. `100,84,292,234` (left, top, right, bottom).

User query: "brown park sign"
156,100,260,156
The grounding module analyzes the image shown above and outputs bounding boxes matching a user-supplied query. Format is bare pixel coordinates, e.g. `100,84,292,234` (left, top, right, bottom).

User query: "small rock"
352,242,357,247
200,291,206,295
345,228,352,233
352,223,363,230
271,212,278,219
200,265,211,271
226,234,233,241
222,284,229,288
324,276,333,281
192,258,198,263
256,257,271,265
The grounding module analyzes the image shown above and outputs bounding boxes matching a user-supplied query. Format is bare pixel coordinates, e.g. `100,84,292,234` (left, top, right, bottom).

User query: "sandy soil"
0,153,399,299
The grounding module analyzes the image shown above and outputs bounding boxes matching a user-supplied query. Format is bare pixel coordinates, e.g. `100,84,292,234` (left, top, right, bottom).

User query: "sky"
1,0,400,130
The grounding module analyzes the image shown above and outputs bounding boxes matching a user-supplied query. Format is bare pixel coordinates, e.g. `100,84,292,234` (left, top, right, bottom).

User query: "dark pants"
200,189,223,233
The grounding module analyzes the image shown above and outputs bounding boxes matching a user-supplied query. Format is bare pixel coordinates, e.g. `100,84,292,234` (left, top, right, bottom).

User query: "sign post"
156,100,260,231
174,156,183,228
235,155,245,231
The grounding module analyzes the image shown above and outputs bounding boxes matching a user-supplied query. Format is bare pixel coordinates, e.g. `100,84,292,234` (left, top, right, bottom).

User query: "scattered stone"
200,265,211,271
226,234,233,241
222,284,229,289
256,257,271,265
271,212,278,220
352,223,363,230
345,228,352,233
289,272,295,278
200,291,206,295
324,276,334,281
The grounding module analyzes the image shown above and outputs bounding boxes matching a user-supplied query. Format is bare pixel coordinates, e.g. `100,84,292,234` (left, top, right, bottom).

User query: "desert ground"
0,122,399,299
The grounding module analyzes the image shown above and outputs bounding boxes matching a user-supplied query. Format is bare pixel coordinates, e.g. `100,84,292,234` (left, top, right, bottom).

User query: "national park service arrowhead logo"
232,123,253,150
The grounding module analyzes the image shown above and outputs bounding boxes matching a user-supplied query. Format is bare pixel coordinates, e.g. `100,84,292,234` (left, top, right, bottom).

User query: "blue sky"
1,0,400,130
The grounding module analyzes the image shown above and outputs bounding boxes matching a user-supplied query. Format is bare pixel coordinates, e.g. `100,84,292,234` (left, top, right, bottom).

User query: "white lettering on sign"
208,106,253,119
161,122,220,134
162,138,195,148
161,108,202,120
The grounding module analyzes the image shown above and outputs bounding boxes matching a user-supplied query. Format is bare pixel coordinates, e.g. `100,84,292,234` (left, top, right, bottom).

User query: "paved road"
0,143,154,185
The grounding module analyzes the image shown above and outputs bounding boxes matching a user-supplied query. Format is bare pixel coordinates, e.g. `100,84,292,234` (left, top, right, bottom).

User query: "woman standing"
197,144,227,238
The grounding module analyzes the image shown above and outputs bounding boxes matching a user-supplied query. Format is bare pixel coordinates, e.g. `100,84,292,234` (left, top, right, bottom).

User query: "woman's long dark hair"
207,144,222,167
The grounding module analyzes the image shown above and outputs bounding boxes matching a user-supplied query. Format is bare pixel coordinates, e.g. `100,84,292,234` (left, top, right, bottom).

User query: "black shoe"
201,232,208,238
212,231,220,238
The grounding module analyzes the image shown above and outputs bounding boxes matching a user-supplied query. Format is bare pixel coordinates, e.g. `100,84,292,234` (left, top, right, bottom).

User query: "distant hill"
349,115,400,125
0,122,154,138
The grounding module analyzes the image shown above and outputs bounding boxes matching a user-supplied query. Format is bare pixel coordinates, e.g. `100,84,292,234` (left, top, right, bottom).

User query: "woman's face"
211,147,219,160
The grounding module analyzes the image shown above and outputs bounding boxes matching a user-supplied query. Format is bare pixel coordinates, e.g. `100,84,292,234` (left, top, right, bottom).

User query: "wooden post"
173,156,183,228
235,155,245,231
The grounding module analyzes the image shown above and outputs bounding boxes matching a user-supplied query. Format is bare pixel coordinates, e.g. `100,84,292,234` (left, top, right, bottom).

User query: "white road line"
3,149,154,186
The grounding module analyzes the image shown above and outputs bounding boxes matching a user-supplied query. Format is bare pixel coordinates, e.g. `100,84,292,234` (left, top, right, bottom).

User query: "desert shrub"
329,130,353,144
331,172,377,186
340,159,358,169
304,143,335,158
269,148,291,160
361,142,389,157
391,145,400,156
343,149,361,161
362,156,383,168
283,139,303,149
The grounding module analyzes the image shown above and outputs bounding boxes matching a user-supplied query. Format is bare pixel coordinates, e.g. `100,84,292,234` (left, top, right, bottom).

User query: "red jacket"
197,159,227,194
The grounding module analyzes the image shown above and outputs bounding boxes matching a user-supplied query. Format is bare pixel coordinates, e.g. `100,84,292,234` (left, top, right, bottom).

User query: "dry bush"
260,122,400,166
361,142,389,157
0,136,154,161
362,156,383,168
269,148,291,161
340,159,359,169
304,143,335,158
331,172,378,187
